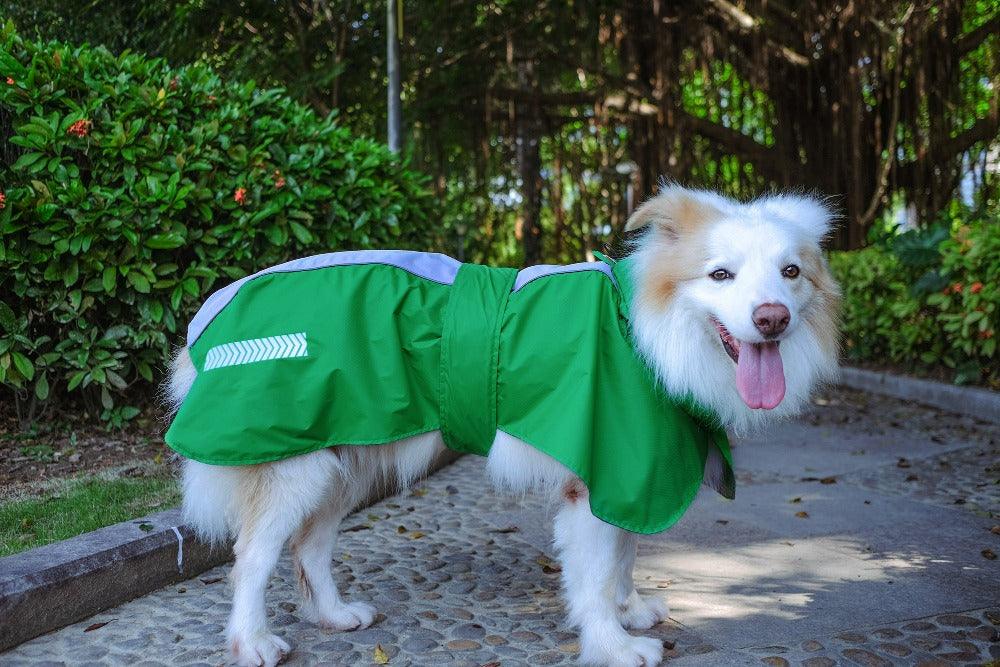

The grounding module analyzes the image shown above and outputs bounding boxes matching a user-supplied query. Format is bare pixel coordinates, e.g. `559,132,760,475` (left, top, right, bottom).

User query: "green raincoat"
165,250,734,534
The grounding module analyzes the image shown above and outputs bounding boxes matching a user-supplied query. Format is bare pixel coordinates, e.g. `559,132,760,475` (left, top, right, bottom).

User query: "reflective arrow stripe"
203,332,308,371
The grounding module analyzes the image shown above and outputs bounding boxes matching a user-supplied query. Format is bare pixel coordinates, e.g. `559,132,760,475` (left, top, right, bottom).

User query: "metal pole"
386,0,402,153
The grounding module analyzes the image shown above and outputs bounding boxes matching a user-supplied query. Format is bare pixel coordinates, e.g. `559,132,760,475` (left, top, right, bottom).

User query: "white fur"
168,185,839,666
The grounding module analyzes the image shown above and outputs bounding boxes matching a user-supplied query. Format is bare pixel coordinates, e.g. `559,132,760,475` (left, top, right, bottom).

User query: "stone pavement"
3,387,999,666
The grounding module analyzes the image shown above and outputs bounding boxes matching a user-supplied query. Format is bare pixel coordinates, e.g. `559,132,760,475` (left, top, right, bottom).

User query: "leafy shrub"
0,24,438,425
830,214,999,388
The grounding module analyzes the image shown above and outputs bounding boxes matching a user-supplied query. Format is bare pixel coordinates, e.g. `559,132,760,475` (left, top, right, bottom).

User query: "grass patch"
0,474,180,557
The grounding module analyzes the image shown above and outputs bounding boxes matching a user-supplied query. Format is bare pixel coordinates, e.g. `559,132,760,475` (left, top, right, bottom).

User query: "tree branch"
490,87,776,163
957,14,999,55
897,94,1000,184
701,0,811,68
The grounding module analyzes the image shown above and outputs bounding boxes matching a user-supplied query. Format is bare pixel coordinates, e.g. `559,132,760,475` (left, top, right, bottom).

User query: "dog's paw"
581,632,664,667
315,601,377,632
620,592,669,630
230,631,290,667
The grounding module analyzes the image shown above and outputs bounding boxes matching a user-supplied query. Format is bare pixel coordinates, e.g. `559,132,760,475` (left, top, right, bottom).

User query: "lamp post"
386,0,402,153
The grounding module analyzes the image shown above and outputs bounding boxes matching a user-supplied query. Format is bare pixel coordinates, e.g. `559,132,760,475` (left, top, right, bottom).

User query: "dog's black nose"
753,303,790,337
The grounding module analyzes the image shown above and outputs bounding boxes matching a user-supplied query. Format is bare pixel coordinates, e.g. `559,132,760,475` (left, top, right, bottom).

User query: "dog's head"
627,185,840,433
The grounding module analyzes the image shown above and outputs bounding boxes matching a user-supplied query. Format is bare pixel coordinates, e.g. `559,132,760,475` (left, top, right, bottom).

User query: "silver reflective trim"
187,250,462,346
513,261,616,292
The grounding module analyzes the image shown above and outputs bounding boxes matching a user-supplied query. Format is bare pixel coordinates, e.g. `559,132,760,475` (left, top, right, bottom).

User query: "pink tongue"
736,341,786,409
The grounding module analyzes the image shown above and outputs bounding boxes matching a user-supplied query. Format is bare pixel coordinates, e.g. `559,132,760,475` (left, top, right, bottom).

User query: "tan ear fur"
632,187,721,312
625,186,724,235
800,246,842,358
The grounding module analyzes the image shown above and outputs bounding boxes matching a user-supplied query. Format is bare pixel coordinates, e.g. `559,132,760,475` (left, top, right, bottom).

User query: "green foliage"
0,25,437,423
830,212,999,387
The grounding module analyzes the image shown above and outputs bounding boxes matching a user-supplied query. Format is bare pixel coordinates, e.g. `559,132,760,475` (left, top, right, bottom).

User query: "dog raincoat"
165,250,734,534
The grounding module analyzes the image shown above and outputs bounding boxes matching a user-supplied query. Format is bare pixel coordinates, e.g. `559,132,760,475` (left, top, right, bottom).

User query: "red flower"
234,187,247,205
971,282,983,294
67,119,92,137
0,191,6,210
951,283,963,294
5,77,13,85
980,330,994,340
274,171,286,189
169,77,179,91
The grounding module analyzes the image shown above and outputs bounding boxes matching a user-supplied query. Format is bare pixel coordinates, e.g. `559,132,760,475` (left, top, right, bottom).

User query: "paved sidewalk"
3,387,999,666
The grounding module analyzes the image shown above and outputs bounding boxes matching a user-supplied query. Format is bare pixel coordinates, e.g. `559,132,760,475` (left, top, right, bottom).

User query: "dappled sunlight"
633,533,935,627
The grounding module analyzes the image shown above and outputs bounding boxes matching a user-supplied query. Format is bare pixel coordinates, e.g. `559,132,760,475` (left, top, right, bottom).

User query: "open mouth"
711,318,786,410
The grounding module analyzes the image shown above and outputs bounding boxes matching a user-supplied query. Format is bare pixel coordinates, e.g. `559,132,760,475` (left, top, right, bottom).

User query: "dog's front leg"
553,487,664,667
613,533,670,631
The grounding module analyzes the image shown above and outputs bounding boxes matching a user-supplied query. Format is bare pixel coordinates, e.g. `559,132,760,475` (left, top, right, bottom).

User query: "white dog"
166,185,840,667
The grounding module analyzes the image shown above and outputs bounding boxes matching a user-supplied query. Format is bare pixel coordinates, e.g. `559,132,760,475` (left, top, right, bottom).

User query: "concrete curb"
0,449,461,652
838,366,1000,424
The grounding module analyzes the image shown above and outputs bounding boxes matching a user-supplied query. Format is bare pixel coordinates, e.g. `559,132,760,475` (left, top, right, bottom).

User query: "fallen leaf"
396,525,407,534
367,513,382,522
408,531,426,539
481,662,501,667
411,487,428,497
84,621,111,632
373,643,389,664
663,640,677,650
905,474,919,482
819,476,837,485
983,548,997,561
790,497,802,504
537,556,562,574
896,458,911,469
490,525,520,534
200,577,223,585
138,523,154,532
795,511,809,518
990,525,1000,535
716,519,729,525
342,524,372,532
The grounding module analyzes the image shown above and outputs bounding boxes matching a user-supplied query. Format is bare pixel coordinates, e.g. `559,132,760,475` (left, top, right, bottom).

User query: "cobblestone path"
3,387,999,666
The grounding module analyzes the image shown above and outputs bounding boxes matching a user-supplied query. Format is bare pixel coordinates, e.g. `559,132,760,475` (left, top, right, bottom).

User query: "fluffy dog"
166,185,840,666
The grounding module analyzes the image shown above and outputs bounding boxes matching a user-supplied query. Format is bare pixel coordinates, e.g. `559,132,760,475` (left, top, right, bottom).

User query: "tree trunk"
516,59,543,266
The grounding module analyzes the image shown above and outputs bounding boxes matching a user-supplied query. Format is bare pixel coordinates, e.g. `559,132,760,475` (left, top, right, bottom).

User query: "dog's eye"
710,269,733,281
782,264,800,279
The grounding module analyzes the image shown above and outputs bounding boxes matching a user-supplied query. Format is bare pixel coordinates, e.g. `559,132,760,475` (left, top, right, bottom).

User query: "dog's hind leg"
291,498,376,631
554,483,664,667
226,451,342,667
613,534,669,631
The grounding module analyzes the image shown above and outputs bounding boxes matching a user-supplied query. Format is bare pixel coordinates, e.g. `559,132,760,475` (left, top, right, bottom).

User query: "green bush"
830,214,999,388
0,24,438,425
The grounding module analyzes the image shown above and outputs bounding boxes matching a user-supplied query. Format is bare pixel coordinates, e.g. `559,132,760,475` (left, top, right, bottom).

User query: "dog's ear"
758,193,837,245
625,185,724,237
